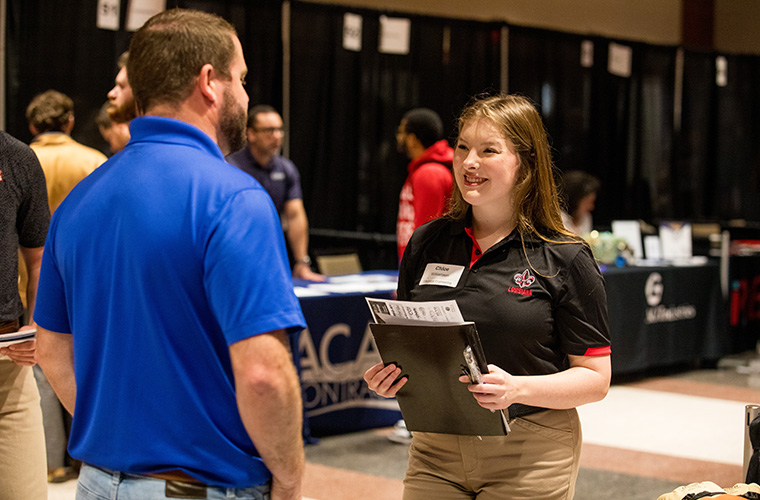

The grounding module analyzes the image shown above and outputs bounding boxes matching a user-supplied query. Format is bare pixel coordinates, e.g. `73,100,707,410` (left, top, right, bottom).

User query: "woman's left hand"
458,364,516,411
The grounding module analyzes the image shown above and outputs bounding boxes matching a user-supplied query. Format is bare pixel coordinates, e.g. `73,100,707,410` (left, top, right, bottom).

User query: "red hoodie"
396,139,454,259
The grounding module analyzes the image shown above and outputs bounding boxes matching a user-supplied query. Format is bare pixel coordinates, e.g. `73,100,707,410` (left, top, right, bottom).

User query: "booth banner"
299,293,401,434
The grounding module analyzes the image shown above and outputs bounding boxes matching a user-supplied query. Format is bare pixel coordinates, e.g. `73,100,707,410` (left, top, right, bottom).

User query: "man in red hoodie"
395,108,454,260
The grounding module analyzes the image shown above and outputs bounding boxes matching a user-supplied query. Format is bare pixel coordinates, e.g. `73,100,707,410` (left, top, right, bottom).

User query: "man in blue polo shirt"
35,8,306,500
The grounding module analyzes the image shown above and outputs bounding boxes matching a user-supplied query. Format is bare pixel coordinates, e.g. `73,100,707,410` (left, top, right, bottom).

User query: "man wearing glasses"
227,105,324,281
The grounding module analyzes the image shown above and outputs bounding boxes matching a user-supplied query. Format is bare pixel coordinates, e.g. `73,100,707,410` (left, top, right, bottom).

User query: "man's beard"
108,96,137,124
219,88,247,155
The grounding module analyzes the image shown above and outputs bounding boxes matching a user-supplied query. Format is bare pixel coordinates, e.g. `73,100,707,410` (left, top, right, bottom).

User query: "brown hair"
127,8,237,113
26,90,74,134
246,104,279,129
448,94,576,242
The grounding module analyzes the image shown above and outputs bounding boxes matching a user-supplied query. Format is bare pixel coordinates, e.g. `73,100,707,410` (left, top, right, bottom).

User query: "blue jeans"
76,463,271,500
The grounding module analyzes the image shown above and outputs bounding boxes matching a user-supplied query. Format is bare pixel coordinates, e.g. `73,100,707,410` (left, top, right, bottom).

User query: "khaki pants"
403,408,581,500
0,358,48,500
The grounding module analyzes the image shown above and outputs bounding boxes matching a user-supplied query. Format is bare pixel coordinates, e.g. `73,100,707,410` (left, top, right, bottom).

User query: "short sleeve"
555,245,611,356
35,224,71,334
203,188,305,346
17,147,50,248
284,159,303,202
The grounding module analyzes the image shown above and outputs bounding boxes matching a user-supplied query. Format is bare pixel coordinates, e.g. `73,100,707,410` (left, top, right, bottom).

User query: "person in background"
560,169,600,237
35,8,306,500
27,90,108,213
107,51,137,126
395,107,454,260
365,94,611,500
96,101,130,154
0,131,50,500
388,107,454,444
227,105,324,281
25,89,108,484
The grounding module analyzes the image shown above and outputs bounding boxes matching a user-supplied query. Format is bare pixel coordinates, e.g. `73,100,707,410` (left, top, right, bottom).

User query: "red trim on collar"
583,346,611,356
464,226,483,268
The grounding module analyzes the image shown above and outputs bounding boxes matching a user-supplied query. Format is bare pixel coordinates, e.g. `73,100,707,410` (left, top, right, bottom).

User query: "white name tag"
419,263,465,288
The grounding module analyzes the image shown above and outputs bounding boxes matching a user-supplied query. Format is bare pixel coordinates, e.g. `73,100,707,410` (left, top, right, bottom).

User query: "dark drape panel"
509,26,678,226
179,0,283,108
507,27,593,176
625,44,676,222
5,0,125,153
676,51,717,219
713,54,760,220
4,0,281,154
679,51,760,221
507,27,630,226
288,1,501,237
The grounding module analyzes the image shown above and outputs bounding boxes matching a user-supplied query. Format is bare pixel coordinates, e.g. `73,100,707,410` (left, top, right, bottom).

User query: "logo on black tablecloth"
645,273,664,306
644,272,697,324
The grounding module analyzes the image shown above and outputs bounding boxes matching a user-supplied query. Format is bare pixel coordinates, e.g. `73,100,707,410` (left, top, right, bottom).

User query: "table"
603,260,729,375
294,263,730,434
293,272,402,435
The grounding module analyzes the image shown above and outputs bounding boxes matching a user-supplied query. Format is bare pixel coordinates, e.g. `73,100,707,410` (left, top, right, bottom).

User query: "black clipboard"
369,321,506,436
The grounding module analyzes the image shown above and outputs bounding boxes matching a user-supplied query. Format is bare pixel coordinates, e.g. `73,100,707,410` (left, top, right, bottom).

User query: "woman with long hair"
365,94,611,500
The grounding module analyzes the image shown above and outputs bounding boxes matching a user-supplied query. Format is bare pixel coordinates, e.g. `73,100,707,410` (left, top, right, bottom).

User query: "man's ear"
63,114,75,135
198,63,221,104
407,132,421,151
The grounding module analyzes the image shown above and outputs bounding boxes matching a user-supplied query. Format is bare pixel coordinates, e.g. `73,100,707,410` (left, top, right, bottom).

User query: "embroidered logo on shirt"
513,269,535,288
0,170,4,182
508,269,535,296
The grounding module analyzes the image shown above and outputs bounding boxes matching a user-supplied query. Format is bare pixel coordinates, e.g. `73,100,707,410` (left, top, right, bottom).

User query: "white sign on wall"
379,16,410,55
126,0,165,32
608,42,632,78
343,13,363,52
580,40,594,68
716,56,728,87
97,0,120,31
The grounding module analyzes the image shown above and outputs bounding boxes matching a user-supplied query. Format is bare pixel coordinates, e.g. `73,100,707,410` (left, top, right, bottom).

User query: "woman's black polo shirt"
398,216,611,376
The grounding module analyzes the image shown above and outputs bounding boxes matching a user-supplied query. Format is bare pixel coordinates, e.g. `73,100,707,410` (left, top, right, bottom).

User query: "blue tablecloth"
294,271,402,435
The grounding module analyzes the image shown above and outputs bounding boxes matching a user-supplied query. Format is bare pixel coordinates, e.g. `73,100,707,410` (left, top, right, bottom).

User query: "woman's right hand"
363,362,407,398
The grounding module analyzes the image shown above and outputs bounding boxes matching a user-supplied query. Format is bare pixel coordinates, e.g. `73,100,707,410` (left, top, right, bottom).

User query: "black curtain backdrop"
713,54,760,220
288,1,502,241
508,27,680,226
5,0,760,250
5,0,126,153
677,51,717,220
4,0,281,155
181,0,283,108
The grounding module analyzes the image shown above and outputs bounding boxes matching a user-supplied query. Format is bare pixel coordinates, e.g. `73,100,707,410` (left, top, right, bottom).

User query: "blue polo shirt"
35,117,306,488
226,148,302,215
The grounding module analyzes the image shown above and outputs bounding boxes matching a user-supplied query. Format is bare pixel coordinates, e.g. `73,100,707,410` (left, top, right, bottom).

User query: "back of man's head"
26,90,74,134
96,101,113,131
117,51,129,69
403,108,444,149
246,104,279,129
128,8,237,113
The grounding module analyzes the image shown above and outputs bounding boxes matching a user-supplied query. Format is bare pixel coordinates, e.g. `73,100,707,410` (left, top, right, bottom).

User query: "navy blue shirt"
226,147,302,215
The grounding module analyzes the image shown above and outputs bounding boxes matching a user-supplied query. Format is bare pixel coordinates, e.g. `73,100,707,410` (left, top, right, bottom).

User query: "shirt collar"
128,116,226,162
